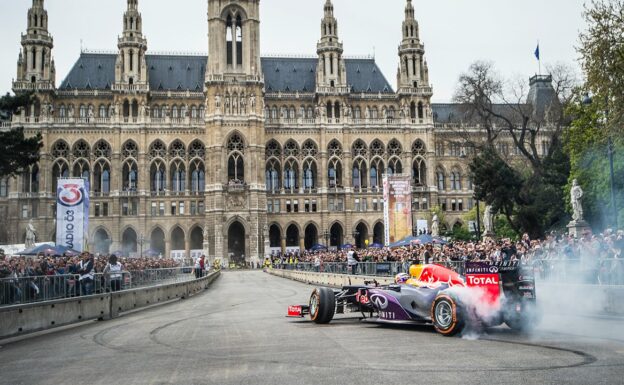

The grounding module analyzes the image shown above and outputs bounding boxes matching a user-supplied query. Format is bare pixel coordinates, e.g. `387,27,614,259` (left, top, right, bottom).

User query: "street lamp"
323,229,330,248
352,229,360,248
138,233,145,258
583,93,618,228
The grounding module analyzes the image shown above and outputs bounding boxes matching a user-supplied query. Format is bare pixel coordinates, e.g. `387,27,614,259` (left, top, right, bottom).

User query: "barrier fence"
0,267,197,306
276,258,624,286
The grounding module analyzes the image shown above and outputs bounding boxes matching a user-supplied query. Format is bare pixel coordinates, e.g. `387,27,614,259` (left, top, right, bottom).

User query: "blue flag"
534,44,540,60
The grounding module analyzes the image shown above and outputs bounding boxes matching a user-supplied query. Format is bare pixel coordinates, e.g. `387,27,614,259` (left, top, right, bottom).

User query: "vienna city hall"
1,0,555,264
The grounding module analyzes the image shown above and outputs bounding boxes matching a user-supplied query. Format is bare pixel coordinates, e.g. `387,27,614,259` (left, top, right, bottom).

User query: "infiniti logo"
489,266,499,273
370,294,389,310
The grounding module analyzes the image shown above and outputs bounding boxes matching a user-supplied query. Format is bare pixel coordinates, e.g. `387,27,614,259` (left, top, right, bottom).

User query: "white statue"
571,179,584,222
88,105,94,118
431,214,440,237
25,220,37,248
249,94,256,110
483,205,494,234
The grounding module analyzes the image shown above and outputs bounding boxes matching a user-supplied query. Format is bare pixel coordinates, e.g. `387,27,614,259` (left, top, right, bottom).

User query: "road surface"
0,271,623,385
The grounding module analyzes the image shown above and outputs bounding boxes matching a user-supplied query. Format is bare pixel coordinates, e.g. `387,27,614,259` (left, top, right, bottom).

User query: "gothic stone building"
0,0,555,263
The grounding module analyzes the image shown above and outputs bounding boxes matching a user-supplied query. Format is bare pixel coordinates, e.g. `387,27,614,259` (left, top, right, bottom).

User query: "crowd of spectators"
271,229,624,285
0,250,182,305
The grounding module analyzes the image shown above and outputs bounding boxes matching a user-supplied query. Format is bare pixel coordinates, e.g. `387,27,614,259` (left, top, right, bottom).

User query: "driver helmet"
395,273,410,284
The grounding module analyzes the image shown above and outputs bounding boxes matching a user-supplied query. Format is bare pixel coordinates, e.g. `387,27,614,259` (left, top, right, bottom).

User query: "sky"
0,0,587,102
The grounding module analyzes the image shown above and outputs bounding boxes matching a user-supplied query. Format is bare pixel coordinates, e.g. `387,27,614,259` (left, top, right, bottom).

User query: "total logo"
370,293,389,310
57,184,85,207
467,275,500,286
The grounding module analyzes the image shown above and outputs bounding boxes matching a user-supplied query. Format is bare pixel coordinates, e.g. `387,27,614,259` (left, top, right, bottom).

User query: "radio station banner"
383,174,413,245
56,178,90,252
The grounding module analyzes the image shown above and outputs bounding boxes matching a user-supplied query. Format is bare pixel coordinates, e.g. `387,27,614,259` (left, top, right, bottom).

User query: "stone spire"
397,0,428,88
14,0,55,91
316,0,347,92
114,0,148,90
397,0,432,122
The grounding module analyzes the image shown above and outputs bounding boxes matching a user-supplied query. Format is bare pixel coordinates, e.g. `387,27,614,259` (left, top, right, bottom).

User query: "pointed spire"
324,0,334,16
405,0,414,18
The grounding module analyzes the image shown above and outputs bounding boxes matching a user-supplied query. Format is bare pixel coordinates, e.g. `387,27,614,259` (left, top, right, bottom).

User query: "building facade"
0,0,552,263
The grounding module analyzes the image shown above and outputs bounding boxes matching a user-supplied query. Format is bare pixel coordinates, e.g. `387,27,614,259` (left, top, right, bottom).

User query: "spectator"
77,252,95,296
103,255,123,292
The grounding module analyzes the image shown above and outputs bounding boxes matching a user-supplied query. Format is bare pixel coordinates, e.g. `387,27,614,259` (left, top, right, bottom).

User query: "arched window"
149,140,167,160
369,158,384,189
451,170,462,191
413,158,427,187
0,178,8,197
170,160,186,193
79,105,87,118
168,139,186,159
265,140,282,159
226,15,233,66
93,160,111,194
303,159,317,190
189,140,205,159
227,134,245,183
283,159,298,191
284,140,300,158
123,161,138,191
418,102,424,119
123,100,130,118
151,161,166,193
236,15,243,66
351,139,367,157
59,105,66,118
327,140,343,158
265,159,280,192
387,158,402,175
437,169,446,191
352,158,367,189
388,139,403,156
328,159,342,188
171,105,179,118
99,104,107,118
190,160,206,193
52,161,69,192
326,102,333,118
410,102,417,119
73,159,90,182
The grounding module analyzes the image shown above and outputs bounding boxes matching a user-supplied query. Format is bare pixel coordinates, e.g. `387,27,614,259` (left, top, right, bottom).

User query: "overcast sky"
0,0,587,102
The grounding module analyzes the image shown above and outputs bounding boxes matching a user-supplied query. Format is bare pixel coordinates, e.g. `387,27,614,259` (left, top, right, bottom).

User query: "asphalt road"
0,271,623,385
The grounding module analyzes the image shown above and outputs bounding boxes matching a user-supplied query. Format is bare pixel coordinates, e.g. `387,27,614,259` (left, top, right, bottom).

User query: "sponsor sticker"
287,306,302,317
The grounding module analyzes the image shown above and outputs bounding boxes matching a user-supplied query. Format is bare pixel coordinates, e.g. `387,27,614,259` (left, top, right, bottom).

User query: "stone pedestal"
568,220,591,238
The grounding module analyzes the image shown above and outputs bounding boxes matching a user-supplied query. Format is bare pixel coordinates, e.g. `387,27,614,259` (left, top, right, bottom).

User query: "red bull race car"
287,261,538,336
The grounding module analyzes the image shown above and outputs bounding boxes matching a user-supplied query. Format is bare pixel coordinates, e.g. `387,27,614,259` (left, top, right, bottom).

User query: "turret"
316,0,347,93
13,0,55,92
114,0,148,90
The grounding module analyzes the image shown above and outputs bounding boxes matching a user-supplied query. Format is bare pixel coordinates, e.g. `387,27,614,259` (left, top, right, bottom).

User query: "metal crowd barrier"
276,259,624,285
0,267,196,306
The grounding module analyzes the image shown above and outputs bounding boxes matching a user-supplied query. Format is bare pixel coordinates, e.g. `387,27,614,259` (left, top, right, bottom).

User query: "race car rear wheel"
431,295,464,336
310,287,336,324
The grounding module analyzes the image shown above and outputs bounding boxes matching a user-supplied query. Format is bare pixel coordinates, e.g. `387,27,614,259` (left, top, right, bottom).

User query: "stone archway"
354,222,369,249
373,222,385,245
228,221,246,264
93,228,111,255
330,223,343,250
304,224,318,250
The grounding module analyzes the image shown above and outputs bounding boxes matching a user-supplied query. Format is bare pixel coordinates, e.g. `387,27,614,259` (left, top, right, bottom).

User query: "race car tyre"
310,287,336,324
431,295,464,336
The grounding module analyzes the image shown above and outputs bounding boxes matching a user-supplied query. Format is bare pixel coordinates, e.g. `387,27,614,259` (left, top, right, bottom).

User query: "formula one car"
287,261,538,336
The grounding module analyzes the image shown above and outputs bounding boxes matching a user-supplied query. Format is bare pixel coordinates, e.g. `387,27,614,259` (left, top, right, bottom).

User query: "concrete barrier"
267,269,394,287
0,271,220,340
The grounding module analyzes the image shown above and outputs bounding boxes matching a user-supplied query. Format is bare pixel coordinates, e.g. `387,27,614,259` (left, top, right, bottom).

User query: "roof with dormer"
59,53,394,94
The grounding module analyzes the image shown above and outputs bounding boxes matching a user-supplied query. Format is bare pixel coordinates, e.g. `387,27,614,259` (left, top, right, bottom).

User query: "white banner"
56,178,89,252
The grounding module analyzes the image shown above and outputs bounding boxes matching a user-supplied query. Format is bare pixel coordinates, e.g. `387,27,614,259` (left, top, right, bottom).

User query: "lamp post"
352,229,360,248
138,233,145,258
323,229,330,248
583,93,618,228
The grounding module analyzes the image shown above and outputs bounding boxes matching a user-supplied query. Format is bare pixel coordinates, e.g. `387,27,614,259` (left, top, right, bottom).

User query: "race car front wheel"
310,287,336,324
431,295,464,336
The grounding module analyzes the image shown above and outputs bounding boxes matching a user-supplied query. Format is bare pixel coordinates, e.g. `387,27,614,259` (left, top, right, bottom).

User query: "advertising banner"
56,178,90,252
383,174,413,245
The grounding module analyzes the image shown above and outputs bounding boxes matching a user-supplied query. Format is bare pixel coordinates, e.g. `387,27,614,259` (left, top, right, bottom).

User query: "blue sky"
0,0,586,101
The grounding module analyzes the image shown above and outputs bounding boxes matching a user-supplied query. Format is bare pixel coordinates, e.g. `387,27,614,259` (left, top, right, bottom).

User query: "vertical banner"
383,174,413,245
56,178,89,252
